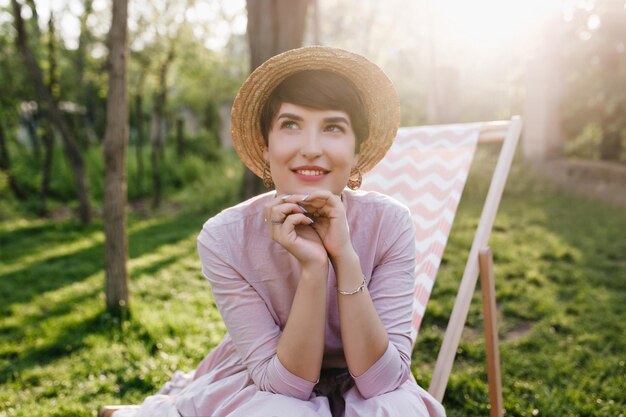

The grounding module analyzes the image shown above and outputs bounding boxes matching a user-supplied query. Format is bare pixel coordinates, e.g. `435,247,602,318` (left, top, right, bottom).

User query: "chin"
276,183,345,195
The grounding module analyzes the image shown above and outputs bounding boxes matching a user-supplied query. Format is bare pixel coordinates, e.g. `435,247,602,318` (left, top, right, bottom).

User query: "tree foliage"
0,0,245,219
561,0,626,161
1,0,625,221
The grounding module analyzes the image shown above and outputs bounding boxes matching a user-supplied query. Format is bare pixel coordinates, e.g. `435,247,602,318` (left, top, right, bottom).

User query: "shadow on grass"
0,219,102,267
0,211,208,314
0,219,90,246
0,287,101,341
131,254,184,279
0,308,159,385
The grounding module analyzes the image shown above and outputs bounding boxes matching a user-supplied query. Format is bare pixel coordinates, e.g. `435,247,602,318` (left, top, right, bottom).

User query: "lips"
292,166,330,175
292,166,330,181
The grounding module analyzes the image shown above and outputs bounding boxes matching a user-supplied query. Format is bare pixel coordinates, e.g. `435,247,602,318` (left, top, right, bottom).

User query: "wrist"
300,265,329,292
329,246,359,268
301,258,329,276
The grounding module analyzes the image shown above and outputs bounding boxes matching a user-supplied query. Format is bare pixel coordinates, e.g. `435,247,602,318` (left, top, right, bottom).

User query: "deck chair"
100,117,522,417
361,116,522,416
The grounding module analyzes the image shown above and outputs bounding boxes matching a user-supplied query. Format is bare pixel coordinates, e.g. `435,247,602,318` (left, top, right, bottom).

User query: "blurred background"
1,1,625,416
1,0,625,217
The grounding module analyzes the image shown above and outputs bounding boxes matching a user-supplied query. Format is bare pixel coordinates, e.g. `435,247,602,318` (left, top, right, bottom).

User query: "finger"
264,194,288,215
297,191,342,215
264,199,306,223
277,193,313,204
270,213,314,241
275,202,308,213
300,190,338,206
276,191,343,221
282,212,315,228
270,202,307,220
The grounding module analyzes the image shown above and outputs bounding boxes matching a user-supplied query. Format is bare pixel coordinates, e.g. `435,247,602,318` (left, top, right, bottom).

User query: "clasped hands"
264,190,352,268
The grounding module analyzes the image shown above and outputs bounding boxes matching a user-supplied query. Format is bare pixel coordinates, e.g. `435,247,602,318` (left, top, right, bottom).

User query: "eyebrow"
324,116,351,126
277,113,304,121
276,113,351,126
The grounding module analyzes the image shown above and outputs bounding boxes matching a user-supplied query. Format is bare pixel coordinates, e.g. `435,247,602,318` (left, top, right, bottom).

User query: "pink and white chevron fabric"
362,123,483,344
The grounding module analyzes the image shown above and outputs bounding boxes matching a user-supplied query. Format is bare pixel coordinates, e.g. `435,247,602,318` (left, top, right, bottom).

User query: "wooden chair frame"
428,116,522,417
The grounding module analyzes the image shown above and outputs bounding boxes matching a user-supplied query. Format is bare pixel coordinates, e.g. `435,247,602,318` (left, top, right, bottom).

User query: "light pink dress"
132,190,446,417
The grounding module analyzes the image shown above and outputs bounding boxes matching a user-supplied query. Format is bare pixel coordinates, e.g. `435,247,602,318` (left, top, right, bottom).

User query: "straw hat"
230,46,400,178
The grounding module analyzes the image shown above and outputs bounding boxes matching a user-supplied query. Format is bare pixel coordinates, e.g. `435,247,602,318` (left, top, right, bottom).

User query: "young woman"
115,46,445,417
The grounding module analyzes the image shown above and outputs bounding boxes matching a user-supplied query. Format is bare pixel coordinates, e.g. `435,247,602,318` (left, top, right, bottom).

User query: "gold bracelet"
337,278,366,295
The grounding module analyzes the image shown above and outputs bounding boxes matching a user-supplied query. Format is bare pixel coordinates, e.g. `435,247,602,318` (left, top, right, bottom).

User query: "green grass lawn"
1,153,625,417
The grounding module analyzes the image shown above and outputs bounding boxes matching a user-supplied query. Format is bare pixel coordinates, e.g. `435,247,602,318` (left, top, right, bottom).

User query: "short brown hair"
259,70,368,152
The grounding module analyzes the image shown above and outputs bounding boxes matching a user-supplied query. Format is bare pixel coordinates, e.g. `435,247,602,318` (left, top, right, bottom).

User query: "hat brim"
230,46,400,178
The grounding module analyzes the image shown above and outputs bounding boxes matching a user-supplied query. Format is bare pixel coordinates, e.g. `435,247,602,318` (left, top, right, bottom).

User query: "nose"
300,129,322,159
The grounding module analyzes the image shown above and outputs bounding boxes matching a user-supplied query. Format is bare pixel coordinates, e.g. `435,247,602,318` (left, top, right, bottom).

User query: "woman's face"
263,102,358,195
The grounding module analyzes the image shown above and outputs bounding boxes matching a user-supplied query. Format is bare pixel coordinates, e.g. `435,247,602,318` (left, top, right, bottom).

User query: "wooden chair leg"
99,405,139,417
479,247,504,417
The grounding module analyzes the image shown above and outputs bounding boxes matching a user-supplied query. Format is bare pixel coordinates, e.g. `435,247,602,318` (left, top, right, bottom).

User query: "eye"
280,120,299,130
324,124,346,133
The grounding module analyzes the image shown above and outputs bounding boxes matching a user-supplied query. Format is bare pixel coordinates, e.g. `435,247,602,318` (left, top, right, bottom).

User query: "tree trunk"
150,93,164,210
135,94,145,195
76,0,99,144
103,0,130,319
76,0,94,81
11,0,92,223
24,112,41,162
600,130,623,161
150,48,175,209
247,0,310,69
243,0,311,199
0,121,27,201
24,0,40,39
40,123,54,216
312,0,320,44
600,102,624,161
599,39,624,161
522,6,564,161
176,117,184,158
39,12,59,217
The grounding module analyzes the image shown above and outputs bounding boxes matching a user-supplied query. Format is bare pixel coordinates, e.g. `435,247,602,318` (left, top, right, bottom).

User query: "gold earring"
347,167,362,190
262,161,274,189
